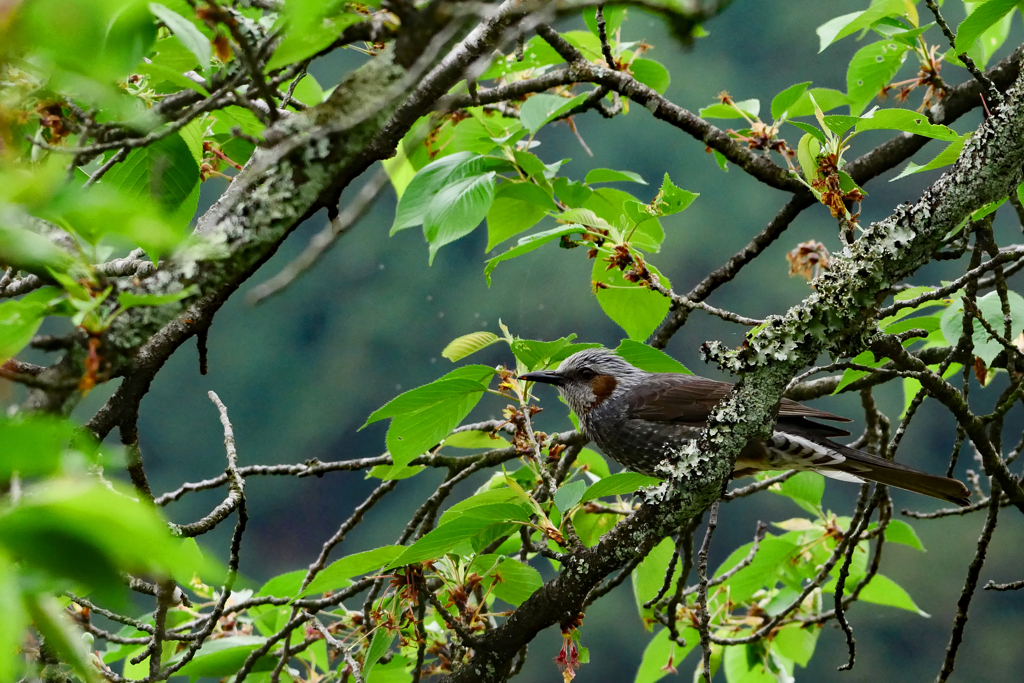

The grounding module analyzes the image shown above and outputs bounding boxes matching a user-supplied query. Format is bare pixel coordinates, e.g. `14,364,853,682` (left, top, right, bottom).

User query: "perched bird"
519,348,970,506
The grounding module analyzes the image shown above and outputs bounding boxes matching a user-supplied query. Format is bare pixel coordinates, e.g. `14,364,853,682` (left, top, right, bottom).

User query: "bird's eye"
579,367,596,381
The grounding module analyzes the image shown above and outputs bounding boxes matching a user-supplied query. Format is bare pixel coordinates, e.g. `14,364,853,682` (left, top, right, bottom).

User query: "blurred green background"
26,1,1024,680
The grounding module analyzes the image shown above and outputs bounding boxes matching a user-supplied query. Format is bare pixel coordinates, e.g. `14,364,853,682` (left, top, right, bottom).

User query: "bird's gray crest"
555,347,646,380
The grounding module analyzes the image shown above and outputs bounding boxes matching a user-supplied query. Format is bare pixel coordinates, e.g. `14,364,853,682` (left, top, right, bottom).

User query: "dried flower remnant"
786,241,830,281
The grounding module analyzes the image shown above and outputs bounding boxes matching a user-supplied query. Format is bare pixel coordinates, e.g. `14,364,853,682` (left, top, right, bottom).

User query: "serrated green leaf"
554,480,586,514
442,331,500,362
169,635,273,678
520,93,589,133
486,558,542,606
614,339,690,374
847,40,908,115
771,82,812,120
424,172,496,264
955,0,1019,54
593,259,671,341
857,574,929,616
585,168,647,185
771,624,819,667
786,88,850,117
486,181,555,251
392,152,502,233
582,472,661,501
698,98,760,119
630,59,670,94
0,294,49,365
148,3,210,72
634,627,698,683
483,224,589,285
773,471,824,514
300,546,405,596
443,430,508,449
389,504,532,566
632,537,676,626
856,109,958,140
816,0,905,51
714,535,799,604
884,519,925,550
940,290,1024,365
892,132,970,180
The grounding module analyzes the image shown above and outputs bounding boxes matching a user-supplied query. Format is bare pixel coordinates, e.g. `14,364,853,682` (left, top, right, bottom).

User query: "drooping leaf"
485,558,543,606
585,168,647,185
169,636,274,678
856,574,929,616
486,181,555,250
634,626,698,683
483,225,590,285
388,503,532,566
698,98,760,119
883,519,925,551
148,3,211,72
893,133,970,180
0,225,76,276
632,537,677,626
424,172,496,264
593,257,671,340
118,285,197,310
771,624,820,668
630,59,670,94
940,290,1024,365
772,471,824,514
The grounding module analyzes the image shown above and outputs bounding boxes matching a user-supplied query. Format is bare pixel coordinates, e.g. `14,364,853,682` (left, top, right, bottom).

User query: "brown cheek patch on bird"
589,375,618,407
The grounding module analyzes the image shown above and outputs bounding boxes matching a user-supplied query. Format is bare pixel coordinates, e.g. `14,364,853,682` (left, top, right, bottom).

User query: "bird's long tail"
819,439,971,507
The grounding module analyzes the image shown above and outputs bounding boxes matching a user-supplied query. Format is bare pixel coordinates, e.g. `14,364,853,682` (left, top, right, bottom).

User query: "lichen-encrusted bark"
440,51,1024,683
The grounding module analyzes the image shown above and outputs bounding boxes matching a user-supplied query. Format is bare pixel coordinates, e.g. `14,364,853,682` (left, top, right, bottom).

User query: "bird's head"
518,348,646,416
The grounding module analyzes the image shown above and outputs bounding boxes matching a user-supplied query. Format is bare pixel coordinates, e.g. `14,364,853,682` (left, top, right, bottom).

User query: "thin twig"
696,502,719,683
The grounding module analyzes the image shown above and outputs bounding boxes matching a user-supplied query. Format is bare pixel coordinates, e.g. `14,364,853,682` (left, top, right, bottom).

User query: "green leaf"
388,503,532,566
796,133,821,183
884,519,924,551
846,40,908,115
443,430,508,449
630,59,670,94
363,627,395,680
486,182,555,251
583,6,628,36
301,546,405,596
24,595,98,683
714,535,799,604
575,448,610,478
149,3,211,72
0,225,76,276
855,109,958,140
698,98,760,119
822,114,860,136
366,369,493,423
519,93,589,133
392,152,500,233
0,414,83,478
816,0,905,51
386,393,485,469
893,132,970,180
117,285,197,310
266,11,365,71
582,472,661,501
0,294,50,365
723,642,775,683
786,88,850,117
652,174,698,216
771,624,819,667
614,339,690,374
554,481,586,514
634,627,698,683
170,635,273,678
788,120,827,144
442,331,501,362
940,290,1024,365
857,574,929,616
585,168,647,185
553,177,593,207
771,82,812,120
483,224,589,285
955,0,1019,54
510,334,579,372
424,172,496,264
0,480,208,607
632,537,676,625
773,471,824,514
0,550,28,682
593,259,671,340
486,558,543,606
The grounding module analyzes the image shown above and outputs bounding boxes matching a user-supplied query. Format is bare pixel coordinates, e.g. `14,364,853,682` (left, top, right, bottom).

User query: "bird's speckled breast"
582,401,702,477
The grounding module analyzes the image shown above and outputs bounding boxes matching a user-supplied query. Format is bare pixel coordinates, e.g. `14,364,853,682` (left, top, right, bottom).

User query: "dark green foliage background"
31,1,1023,679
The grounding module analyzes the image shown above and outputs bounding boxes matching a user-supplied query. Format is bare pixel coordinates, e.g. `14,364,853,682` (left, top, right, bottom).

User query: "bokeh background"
19,1,1024,680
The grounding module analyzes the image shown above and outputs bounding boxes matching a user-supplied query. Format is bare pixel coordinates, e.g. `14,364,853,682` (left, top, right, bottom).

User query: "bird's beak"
518,370,565,386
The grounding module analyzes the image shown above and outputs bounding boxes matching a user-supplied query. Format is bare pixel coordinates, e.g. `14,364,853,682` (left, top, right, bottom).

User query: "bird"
519,348,971,506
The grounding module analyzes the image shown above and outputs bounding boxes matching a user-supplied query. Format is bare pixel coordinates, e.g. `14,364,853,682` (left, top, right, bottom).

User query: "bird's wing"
624,374,852,429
